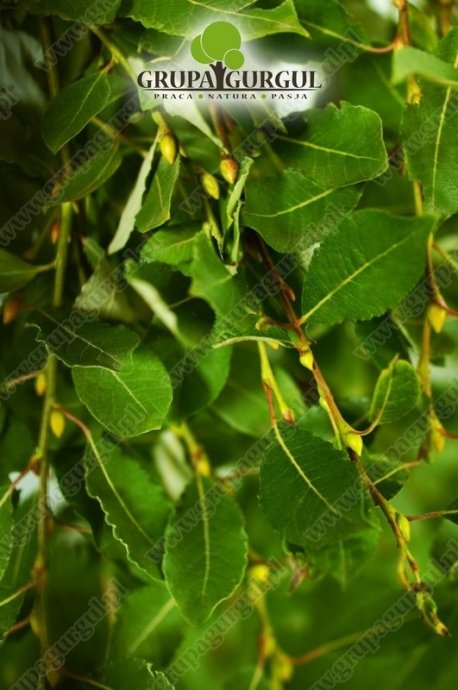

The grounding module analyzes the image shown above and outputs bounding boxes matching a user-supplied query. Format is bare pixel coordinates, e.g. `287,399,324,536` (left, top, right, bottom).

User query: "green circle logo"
191,21,245,69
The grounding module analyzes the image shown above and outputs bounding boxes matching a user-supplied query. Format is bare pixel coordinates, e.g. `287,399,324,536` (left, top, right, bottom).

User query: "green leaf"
0,487,13,583
72,345,172,436
393,45,458,88
141,226,199,266
55,144,122,203
75,239,137,323
301,210,434,326
85,441,172,577
243,170,361,252
100,659,174,689
27,311,140,370
42,73,111,153
213,346,270,438
109,142,157,254
110,581,182,662
27,0,121,23
164,478,248,624
369,359,420,425
129,0,309,40
342,55,404,133
403,28,458,217
295,0,366,45
190,232,250,317
136,157,181,233
259,425,379,584
222,156,254,232
278,103,388,187
0,249,50,293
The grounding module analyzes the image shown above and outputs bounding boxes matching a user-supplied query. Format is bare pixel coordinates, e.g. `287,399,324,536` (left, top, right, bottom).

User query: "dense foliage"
1,1,458,689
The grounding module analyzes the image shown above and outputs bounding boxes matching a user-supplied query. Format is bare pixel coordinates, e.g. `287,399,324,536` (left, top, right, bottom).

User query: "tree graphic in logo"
191,21,245,90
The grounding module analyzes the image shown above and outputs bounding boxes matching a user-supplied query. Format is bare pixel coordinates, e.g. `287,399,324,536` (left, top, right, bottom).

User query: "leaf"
278,102,388,187
27,0,121,23
259,425,379,584
393,45,458,88
342,55,404,133
27,311,140,370
75,239,137,323
136,157,181,232
403,28,458,217
72,345,172,436
0,249,50,293
109,142,157,254
163,478,248,624
141,226,199,266
212,346,270,438
55,144,122,203
301,210,434,326
223,156,254,232
190,232,252,320
110,581,182,662
243,170,361,252
129,0,309,40
42,73,111,153
0,486,13,583
295,0,366,46
85,441,172,577
101,659,174,689
369,359,420,425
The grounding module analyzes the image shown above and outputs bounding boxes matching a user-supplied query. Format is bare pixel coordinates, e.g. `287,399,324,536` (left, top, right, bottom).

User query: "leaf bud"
201,172,220,200
35,372,47,397
50,410,66,439
220,156,239,185
427,303,447,333
160,132,178,165
344,431,363,456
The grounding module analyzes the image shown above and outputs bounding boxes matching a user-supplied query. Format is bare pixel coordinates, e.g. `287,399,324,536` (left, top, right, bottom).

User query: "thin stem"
373,460,422,485
91,116,148,157
408,509,458,522
0,370,43,392
289,615,413,666
53,202,73,307
89,25,136,80
0,581,35,609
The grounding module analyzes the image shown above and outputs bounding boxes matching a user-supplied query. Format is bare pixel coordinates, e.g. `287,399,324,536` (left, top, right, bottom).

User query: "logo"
137,20,322,106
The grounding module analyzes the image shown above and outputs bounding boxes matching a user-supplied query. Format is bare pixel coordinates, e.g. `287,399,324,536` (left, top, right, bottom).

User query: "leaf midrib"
302,228,418,321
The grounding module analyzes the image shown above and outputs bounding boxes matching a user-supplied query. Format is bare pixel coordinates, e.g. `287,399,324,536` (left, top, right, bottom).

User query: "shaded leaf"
403,28,458,217
43,72,111,153
136,157,181,232
259,425,379,584
72,345,172,436
85,441,172,577
0,249,50,293
109,141,157,254
369,359,420,425
164,478,248,624
56,144,122,203
27,311,140,370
